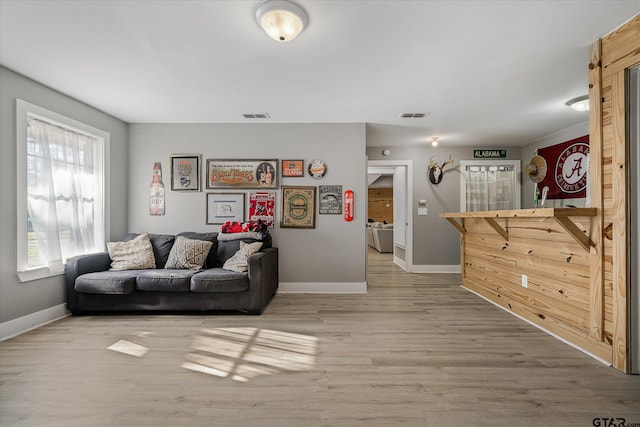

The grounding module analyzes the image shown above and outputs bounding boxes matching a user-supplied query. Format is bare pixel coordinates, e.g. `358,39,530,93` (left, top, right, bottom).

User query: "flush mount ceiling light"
566,95,590,111
256,0,308,42
430,136,439,147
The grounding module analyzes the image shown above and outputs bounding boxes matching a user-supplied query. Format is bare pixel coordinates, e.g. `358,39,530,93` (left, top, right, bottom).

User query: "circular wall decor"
308,159,327,179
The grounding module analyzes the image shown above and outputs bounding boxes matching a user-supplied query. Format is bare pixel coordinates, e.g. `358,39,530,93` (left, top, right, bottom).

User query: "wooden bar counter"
440,208,613,364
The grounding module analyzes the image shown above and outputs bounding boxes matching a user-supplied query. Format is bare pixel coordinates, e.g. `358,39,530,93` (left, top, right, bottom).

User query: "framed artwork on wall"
281,159,304,177
206,193,245,224
170,154,201,191
206,159,277,189
248,191,276,226
319,185,342,214
281,186,316,229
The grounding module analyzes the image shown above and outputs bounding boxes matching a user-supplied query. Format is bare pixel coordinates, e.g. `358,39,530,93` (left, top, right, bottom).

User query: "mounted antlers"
428,154,454,184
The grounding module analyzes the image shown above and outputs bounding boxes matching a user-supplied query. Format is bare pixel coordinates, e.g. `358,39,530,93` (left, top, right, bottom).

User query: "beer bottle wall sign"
149,161,165,216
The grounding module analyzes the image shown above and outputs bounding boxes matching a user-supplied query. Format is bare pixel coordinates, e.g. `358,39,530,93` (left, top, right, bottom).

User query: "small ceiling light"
431,136,439,147
566,95,589,111
256,0,308,42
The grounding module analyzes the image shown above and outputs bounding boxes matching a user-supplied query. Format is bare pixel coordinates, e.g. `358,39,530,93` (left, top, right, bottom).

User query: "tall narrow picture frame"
206,193,245,224
281,186,316,229
170,154,201,191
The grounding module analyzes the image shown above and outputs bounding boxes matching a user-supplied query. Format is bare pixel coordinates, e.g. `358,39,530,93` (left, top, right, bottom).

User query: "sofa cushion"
177,232,219,268
75,270,142,294
223,241,263,272
165,236,214,270
123,233,175,268
107,233,156,271
190,268,249,293
136,269,198,292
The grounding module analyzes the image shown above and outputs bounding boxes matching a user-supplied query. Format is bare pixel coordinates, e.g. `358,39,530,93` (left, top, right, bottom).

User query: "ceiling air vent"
400,113,429,118
243,113,271,119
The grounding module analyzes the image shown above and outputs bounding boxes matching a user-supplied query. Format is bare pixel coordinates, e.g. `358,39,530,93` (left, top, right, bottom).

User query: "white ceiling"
1,1,638,147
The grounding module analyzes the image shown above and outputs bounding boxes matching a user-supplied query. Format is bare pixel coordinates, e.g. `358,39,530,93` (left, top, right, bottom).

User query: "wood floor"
1,248,639,426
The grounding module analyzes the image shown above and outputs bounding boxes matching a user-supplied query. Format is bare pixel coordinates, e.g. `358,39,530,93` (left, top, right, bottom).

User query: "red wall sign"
538,135,590,199
344,190,354,221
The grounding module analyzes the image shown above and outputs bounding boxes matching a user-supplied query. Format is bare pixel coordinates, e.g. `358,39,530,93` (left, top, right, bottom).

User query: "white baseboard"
410,264,461,273
462,286,611,367
0,303,69,341
279,282,367,293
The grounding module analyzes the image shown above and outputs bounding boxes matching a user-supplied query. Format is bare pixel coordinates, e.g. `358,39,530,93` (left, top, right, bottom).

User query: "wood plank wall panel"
461,216,609,358
589,39,606,344
593,13,639,371
368,188,393,223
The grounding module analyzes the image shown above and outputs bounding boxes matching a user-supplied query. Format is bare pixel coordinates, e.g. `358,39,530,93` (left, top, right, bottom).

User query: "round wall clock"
308,159,327,179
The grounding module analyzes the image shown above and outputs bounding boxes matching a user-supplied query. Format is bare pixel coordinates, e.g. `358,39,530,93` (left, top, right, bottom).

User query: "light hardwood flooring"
1,248,639,426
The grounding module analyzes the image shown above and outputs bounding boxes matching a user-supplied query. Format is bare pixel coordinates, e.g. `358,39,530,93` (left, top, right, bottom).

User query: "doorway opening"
367,160,413,271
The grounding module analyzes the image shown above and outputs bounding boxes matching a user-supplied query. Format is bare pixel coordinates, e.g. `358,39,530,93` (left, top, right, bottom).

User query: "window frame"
459,159,521,212
16,99,110,282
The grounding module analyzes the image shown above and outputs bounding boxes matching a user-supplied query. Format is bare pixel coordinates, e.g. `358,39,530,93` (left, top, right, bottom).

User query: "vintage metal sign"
206,159,277,189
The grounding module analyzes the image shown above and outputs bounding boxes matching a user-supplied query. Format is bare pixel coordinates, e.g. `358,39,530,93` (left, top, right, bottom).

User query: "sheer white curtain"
465,166,515,212
26,116,104,270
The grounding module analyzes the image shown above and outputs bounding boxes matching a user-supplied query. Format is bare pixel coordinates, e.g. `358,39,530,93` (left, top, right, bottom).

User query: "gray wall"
0,67,129,323
520,121,589,209
128,123,366,285
367,145,521,266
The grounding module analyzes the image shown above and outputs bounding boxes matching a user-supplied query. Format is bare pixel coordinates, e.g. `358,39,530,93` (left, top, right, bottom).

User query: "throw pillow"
107,233,156,271
165,236,214,270
222,241,263,273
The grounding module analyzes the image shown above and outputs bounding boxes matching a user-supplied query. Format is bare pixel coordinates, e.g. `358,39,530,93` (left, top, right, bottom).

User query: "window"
459,160,521,212
16,100,109,282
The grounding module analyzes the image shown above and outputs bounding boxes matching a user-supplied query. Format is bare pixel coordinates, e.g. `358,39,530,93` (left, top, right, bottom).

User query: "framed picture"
206,159,277,189
248,191,276,226
319,185,342,214
206,193,245,224
281,159,304,177
281,186,316,229
170,154,201,191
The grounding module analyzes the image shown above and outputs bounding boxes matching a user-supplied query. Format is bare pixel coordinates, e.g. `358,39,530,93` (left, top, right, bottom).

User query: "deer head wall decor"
428,154,454,185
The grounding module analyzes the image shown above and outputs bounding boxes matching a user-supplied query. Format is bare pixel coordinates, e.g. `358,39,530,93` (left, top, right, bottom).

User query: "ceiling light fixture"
566,95,589,111
256,0,308,42
431,136,439,147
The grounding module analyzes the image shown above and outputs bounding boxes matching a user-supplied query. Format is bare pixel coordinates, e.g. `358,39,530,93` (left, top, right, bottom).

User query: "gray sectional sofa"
65,232,278,315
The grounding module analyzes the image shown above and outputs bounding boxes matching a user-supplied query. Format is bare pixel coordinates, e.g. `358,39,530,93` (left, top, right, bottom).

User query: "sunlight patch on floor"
182,327,318,382
107,339,149,357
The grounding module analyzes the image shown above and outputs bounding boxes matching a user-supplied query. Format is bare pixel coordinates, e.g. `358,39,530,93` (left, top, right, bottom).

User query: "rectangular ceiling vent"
243,113,271,119
400,113,429,118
